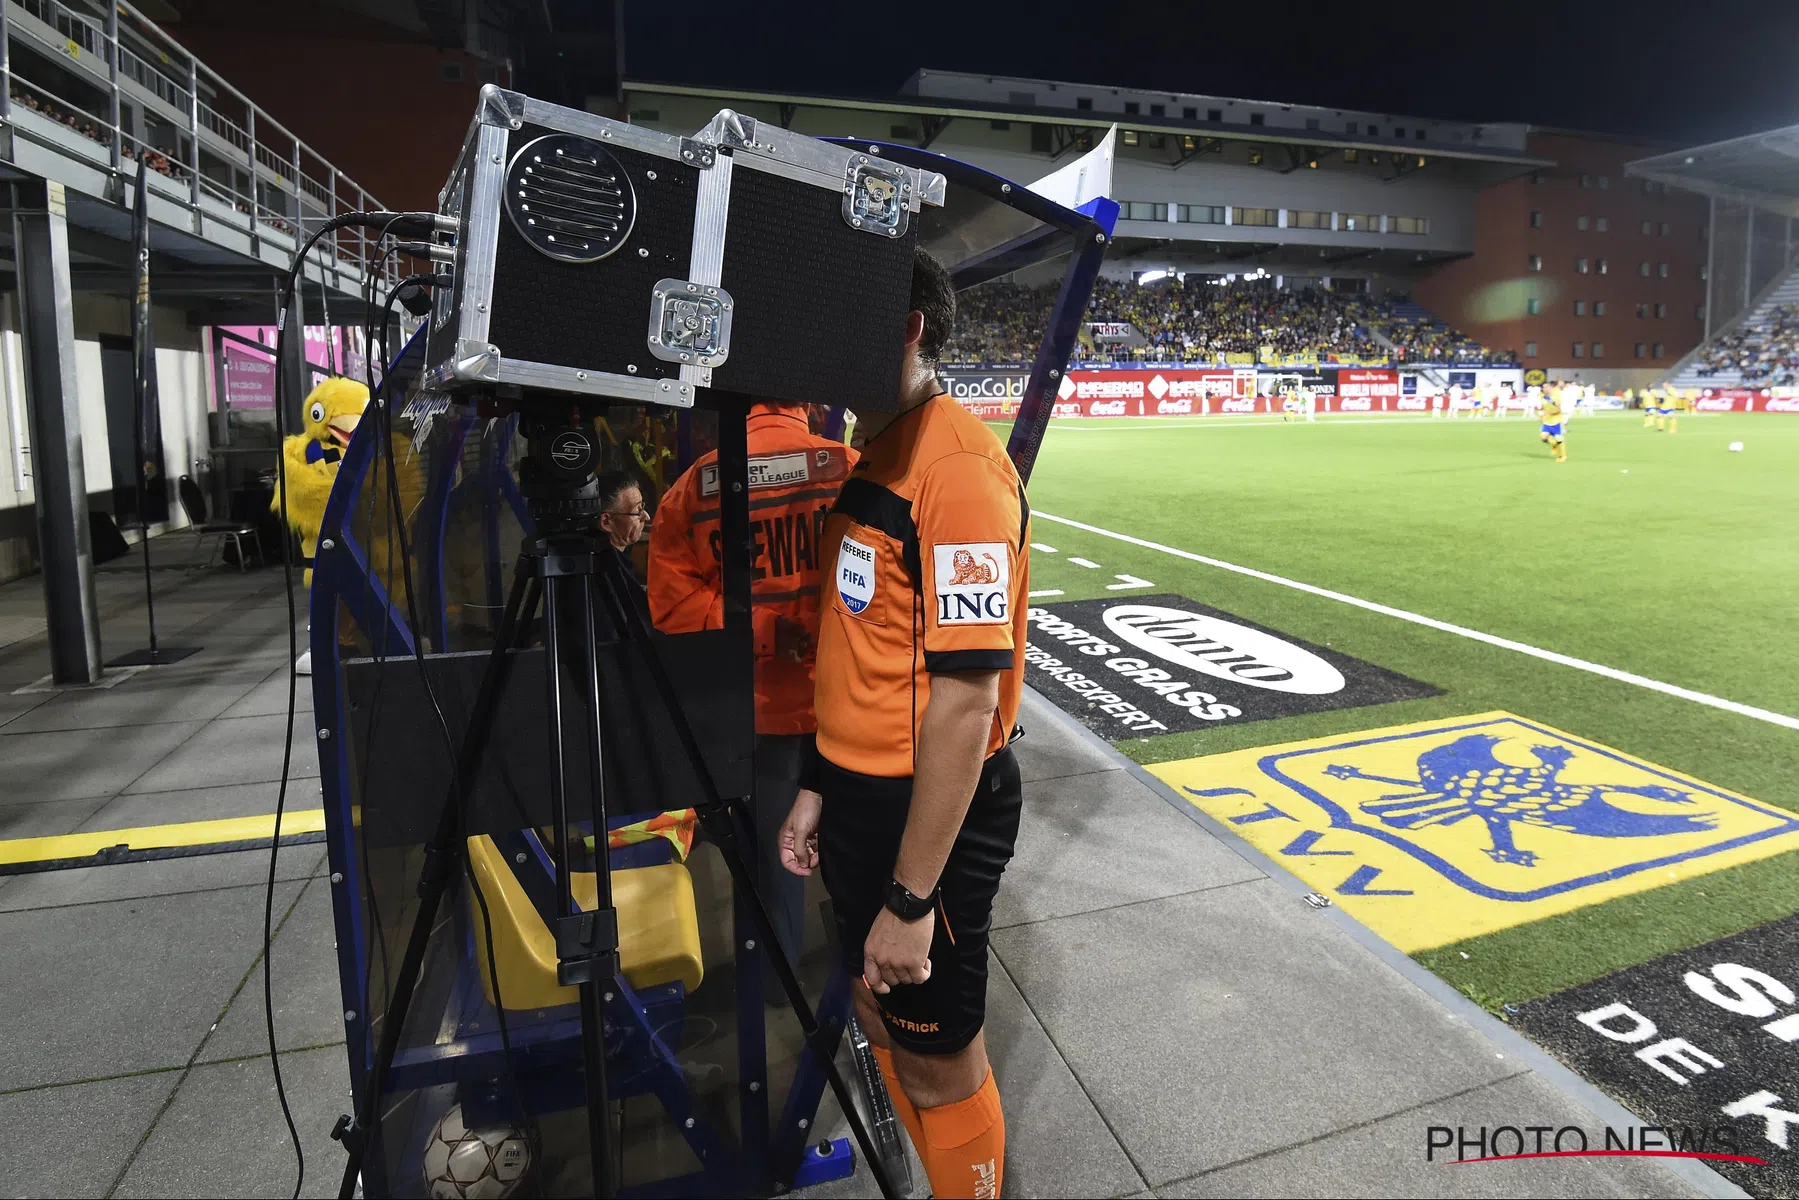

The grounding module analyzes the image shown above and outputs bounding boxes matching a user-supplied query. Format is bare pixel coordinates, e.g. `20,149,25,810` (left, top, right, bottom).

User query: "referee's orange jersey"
648,403,857,735
814,392,1030,778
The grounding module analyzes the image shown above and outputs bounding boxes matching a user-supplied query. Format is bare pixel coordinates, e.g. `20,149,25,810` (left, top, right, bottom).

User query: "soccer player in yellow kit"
1668,386,1688,433
1644,386,1661,429
1541,387,1568,462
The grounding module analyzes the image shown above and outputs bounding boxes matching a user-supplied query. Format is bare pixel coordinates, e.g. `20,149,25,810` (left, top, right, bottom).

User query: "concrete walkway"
0,557,1727,1197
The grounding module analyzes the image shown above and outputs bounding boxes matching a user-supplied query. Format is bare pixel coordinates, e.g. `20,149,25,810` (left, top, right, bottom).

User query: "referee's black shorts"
816,746,1023,1056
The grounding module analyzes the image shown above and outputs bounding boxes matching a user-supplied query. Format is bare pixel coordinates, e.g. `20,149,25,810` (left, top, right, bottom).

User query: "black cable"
260,212,451,1200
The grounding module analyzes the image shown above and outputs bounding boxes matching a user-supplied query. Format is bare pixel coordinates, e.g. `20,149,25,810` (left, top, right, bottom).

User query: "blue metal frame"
819,139,1116,483
313,138,1115,1198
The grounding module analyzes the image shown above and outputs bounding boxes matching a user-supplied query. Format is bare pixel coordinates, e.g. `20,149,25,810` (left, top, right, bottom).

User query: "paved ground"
0,553,1737,1198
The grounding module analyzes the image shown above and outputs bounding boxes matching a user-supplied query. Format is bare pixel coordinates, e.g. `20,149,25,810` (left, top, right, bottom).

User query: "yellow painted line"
0,809,327,866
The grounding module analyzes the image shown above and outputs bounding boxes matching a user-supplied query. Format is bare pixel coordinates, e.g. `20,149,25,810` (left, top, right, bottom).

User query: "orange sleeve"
646,465,725,636
913,452,1023,673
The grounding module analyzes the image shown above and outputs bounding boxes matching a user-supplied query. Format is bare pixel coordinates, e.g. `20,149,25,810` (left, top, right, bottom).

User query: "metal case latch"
844,157,912,238
648,279,734,367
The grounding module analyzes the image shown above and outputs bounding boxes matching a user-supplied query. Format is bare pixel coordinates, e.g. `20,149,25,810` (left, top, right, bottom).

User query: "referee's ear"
904,310,925,350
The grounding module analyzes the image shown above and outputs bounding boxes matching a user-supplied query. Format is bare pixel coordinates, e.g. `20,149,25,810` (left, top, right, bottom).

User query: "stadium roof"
1628,126,1799,217
622,79,1553,173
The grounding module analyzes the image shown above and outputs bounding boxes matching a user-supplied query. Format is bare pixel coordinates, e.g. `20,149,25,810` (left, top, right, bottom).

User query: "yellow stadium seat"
466,835,704,1012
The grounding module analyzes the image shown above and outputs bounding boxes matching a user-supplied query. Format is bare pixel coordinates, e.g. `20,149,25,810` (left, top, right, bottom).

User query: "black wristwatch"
884,878,938,922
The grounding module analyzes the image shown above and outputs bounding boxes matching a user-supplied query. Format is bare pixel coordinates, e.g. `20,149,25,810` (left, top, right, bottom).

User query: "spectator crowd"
943,275,1507,366
1694,303,1799,385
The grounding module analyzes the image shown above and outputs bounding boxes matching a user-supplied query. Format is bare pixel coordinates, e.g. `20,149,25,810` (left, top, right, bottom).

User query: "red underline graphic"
1449,1150,1768,1166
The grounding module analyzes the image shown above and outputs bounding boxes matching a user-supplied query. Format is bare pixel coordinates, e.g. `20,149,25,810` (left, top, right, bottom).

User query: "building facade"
1414,131,1708,387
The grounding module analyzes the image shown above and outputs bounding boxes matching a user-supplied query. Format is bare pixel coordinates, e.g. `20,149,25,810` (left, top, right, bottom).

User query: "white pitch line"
1107,574,1155,591
1030,542,1059,553
1033,510,1799,732
1067,556,1102,569
1027,589,1064,598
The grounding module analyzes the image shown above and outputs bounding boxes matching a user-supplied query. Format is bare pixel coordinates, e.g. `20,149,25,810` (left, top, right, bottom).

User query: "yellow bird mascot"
272,376,367,673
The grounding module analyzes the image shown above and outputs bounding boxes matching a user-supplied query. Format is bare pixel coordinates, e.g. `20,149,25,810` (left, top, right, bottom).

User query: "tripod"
334,402,898,1199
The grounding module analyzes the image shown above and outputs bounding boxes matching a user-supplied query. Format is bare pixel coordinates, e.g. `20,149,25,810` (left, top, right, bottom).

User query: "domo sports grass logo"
1101,603,1347,695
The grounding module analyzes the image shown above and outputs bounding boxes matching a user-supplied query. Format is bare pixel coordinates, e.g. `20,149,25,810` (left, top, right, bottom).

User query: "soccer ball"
422,1105,532,1199
1728,441,1744,453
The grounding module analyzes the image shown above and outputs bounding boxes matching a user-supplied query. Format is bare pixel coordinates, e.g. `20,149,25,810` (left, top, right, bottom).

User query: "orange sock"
917,1069,1005,1199
868,1042,925,1154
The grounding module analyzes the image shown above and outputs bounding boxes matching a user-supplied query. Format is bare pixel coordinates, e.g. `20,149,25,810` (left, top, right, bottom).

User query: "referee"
780,248,1028,1199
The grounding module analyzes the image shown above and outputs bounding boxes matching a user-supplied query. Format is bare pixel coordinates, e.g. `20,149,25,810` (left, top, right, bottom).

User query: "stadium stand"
1674,270,1799,387
1355,299,1515,366
942,276,1506,366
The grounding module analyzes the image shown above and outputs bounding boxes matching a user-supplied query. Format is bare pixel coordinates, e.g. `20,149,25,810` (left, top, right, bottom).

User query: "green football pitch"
999,409,1799,1010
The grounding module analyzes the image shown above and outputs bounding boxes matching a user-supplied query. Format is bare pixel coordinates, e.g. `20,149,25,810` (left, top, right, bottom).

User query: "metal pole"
106,3,122,175
245,103,257,241
1,0,13,121
1704,197,1716,341
15,181,102,682
186,54,201,210
1744,204,1754,313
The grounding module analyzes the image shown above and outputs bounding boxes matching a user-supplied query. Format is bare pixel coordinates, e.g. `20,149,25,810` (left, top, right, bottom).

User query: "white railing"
1,0,404,295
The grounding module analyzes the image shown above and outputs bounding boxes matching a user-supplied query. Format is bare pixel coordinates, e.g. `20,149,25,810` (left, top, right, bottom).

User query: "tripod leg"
593,552,900,1200
540,572,618,1198
335,562,531,1200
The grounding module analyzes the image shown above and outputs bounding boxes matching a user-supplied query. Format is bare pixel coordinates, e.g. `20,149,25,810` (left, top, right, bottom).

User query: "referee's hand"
779,788,824,876
864,907,933,995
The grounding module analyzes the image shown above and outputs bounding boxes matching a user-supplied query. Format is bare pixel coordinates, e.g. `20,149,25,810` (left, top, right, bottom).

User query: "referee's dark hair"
910,246,956,366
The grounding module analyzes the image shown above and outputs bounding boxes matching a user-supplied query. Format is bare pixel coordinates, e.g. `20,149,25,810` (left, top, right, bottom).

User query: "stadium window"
1207,108,1222,121
1597,259,1608,274
1637,303,1648,318
1179,204,1226,224
1525,340,1539,357
1660,221,1671,236
1008,91,1035,106
1654,342,1665,357
1576,216,1589,231
1368,151,1382,164
1579,173,1593,188
1576,257,1589,273
1123,201,1168,221
1697,303,1706,320
1338,212,1378,232
1346,121,1358,134
1634,343,1646,358
1248,146,1265,165
1571,342,1585,358
1658,261,1669,277
1596,216,1609,232
1700,263,1708,280
1530,211,1543,228
1151,103,1166,117
1641,220,1653,235
1416,128,1426,140
1306,117,1320,130
1233,206,1278,227
1655,302,1667,318
1531,170,1544,184
1595,301,1607,316
1599,175,1609,188
1183,106,1197,119
1593,342,1604,357
1122,130,1140,147
1573,300,1587,316
1125,101,1141,115
1526,297,1541,316
1528,254,1542,271
1391,215,1429,235
1250,112,1265,125
1076,97,1093,110
1343,148,1358,162
1030,125,1052,153
1148,133,1167,149
1290,210,1330,229
1639,260,1651,276
990,119,1011,131
1394,127,1406,138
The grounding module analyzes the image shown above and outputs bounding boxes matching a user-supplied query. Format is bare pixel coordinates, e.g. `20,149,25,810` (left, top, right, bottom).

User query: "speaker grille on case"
504,134,636,263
